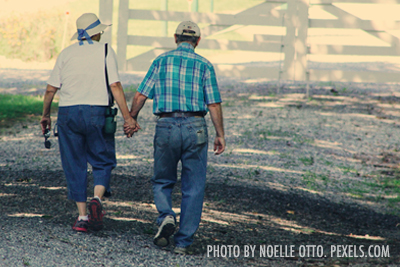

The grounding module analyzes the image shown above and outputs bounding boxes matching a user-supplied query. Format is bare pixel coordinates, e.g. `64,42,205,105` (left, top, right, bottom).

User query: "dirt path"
1,71,400,266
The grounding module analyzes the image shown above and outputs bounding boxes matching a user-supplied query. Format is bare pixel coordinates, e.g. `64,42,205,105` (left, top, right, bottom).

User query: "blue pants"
57,105,116,202
152,116,208,248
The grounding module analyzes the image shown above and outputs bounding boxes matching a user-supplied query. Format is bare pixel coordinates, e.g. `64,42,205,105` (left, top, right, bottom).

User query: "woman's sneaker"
153,215,175,247
88,197,104,231
72,218,88,232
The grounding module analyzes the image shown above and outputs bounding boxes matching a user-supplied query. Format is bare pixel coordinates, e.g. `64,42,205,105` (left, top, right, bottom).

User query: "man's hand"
208,103,225,155
214,136,225,155
123,117,140,138
40,116,51,135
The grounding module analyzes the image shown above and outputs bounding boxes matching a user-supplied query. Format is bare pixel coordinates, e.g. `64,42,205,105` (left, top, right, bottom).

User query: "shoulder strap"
105,43,114,106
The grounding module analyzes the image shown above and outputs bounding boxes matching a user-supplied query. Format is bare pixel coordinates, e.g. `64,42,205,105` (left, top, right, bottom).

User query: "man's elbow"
207,102,221,109
135,91,148,101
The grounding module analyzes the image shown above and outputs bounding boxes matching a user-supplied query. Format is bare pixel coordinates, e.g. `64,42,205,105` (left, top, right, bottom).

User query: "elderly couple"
40,13,225,254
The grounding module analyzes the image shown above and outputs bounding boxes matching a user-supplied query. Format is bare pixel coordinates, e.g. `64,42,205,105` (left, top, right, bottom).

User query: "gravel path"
1,67,400,266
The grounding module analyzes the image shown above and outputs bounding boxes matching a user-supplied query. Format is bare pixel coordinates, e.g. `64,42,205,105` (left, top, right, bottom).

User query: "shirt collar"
177,42,195,51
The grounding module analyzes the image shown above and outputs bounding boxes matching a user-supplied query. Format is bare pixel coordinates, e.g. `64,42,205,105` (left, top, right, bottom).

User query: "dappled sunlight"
5,183,38,187
116,154,141,160
293,186,324,196
0,193,17,197
248,95,276,101
329,154,362,164
210,163,304,175
237,114,255,119
313,139,343,150
319,112,378,121
1,133,38,142
39,186,66,190
201,207,386,241
8,213,44,218
109,217,151,223
106,200,177,214
232,148,276,156
116,159,153,166
262,182,289,192
115,153,154,166
257,102,285,108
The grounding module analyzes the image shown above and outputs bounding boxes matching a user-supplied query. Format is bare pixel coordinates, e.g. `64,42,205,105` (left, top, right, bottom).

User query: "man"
128,21,225,254
40,13,138,232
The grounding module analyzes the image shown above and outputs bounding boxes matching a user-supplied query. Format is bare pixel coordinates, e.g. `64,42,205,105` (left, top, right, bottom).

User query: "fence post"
282,0,309,82
296,0,309,82
99,0,114,45
191,0,199,12
117,0,129,71
162,0,168,37
282,0,297,81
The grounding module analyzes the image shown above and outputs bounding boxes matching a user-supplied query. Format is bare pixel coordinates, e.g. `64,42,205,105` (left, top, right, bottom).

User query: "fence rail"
99,0,400,83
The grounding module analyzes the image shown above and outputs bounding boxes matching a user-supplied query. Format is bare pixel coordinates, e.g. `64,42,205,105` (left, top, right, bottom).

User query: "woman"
40,13,138,232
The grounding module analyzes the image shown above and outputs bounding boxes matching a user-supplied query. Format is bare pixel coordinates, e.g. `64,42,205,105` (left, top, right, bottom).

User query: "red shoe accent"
88,198,104,231
72,218,88,232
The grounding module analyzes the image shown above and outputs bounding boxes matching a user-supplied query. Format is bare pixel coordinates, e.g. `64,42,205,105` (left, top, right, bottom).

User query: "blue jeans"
152,116,208,248
57,105,116,202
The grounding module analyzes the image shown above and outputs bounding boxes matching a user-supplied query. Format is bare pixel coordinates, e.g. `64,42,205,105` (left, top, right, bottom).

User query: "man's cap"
71,13,111,41
175,21,201,37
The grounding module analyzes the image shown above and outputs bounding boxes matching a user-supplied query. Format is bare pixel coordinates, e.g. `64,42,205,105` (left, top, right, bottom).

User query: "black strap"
105,43,114,107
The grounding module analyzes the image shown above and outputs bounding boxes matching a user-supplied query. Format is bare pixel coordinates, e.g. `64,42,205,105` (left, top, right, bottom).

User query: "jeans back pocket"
196,127,207,145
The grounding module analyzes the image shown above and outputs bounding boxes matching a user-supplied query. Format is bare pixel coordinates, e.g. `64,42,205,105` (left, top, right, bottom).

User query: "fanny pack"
103,43,118,135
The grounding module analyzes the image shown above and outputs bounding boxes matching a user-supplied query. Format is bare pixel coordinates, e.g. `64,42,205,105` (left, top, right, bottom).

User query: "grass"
0,0,264,62
299,156,314,166
0,94,57,128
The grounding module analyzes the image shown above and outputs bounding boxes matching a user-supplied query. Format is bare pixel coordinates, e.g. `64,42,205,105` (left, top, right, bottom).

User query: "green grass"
0,94,57,127
299,156,314,166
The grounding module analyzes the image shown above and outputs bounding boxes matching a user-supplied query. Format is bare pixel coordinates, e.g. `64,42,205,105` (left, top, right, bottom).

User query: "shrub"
0,11,71,62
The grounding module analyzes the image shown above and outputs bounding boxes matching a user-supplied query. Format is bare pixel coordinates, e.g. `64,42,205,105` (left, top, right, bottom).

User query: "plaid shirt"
137,42,222,115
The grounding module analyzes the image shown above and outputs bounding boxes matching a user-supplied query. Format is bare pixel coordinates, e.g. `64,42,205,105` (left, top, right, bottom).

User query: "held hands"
214,136,226,155
123,117,140,138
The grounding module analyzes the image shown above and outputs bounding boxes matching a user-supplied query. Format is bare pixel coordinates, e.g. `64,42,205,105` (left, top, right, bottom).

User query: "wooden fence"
100,0,400,83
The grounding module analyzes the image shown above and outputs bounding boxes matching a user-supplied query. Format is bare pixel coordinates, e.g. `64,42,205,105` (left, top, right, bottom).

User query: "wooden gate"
100,0,400,83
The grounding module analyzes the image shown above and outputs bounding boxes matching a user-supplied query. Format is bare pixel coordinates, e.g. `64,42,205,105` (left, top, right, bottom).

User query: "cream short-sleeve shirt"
47,41,120,107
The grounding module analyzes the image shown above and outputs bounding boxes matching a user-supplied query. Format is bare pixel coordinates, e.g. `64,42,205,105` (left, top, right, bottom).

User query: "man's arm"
40,84,59,134
129,91,148,120
110,82,139,138
208,103,225,155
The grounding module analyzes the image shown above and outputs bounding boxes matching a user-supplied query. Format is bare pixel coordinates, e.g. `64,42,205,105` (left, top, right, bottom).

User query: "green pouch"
104,106,118,134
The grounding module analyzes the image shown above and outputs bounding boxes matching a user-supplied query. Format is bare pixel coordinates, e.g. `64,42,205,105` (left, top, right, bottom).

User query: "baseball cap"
175,21,201,37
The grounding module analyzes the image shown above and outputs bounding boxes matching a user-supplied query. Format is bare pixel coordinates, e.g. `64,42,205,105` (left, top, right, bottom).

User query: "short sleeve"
137,60,158,99
106,45,120,84
47,54,63,88
203,64,221,105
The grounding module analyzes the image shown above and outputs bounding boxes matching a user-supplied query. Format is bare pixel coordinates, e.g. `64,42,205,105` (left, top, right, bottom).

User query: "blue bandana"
77,19,101,45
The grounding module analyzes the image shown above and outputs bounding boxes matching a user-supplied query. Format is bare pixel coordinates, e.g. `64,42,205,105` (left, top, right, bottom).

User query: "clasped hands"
123,117,140,138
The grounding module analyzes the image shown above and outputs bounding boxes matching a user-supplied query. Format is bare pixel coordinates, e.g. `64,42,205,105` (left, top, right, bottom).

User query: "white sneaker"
153,215,175,247
174,246,189,255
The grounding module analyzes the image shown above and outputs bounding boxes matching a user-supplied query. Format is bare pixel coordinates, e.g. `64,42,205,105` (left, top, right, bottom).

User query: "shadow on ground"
1,169,399,266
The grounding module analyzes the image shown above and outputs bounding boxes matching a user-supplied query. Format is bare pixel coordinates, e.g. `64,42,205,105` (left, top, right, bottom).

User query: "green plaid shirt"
138,43,222,115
